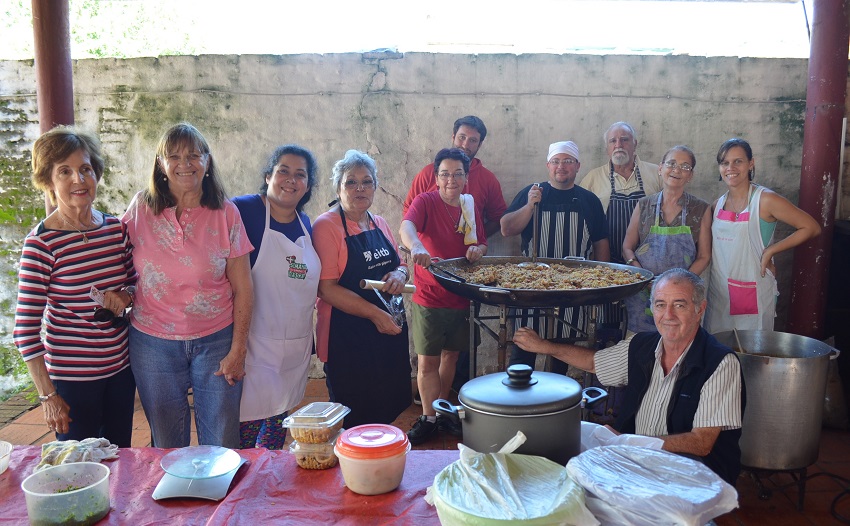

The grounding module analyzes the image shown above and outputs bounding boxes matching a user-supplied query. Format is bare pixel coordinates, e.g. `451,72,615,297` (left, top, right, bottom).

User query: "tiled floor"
2,380,848,524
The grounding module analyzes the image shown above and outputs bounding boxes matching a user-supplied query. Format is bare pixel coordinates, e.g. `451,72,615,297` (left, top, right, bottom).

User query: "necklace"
725,194,749,220
59,211,95,244
343,210,370,231
442,200,461,231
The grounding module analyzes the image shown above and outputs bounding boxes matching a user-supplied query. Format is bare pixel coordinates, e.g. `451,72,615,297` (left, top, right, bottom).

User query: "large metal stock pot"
433,365,606,465
715,330,840,471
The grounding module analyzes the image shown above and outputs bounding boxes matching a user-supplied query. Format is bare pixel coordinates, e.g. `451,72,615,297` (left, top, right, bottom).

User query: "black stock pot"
434,365,606,465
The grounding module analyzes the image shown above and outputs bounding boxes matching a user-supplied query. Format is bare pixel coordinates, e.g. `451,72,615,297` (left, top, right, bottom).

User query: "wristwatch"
38,391,58,402
625,258,636,265
123,285,137,307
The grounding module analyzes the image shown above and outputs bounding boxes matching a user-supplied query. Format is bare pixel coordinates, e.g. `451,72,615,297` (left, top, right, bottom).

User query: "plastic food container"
283,402,350,444
290,431,341,470
0,441,11,475
334,424,410,495
21,461,111,526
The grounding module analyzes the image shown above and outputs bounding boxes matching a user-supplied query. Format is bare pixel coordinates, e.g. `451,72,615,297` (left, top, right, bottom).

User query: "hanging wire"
802,0,811,42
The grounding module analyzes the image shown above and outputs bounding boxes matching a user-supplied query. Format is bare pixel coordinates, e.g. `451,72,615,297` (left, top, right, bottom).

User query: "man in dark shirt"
501,140,610,372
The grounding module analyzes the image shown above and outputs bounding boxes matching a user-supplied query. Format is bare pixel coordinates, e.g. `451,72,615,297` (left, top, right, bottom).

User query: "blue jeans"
129,324,242,448
54,366,136,447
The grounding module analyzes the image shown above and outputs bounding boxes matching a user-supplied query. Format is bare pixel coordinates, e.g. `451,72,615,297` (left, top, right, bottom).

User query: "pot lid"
161,446,242,480
335,424,410,459
459,364,583,415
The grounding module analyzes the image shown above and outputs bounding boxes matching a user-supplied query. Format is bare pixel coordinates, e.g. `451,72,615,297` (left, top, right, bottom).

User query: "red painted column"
787,0,850,338
31,0,74,214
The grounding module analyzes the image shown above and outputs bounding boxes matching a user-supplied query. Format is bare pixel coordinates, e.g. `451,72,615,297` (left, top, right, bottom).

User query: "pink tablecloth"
0,446,458,525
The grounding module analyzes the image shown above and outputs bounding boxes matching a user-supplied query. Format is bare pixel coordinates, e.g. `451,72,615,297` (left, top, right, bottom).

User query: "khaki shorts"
411,303,469,356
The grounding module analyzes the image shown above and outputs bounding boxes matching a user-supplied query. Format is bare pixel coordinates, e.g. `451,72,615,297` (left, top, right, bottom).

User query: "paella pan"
428,256,653,308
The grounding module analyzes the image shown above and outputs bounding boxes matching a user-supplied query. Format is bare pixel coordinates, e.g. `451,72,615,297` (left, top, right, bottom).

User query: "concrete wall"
1,52,845,373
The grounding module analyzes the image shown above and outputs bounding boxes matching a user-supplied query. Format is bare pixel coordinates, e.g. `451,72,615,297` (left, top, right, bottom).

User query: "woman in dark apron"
313,150,411,429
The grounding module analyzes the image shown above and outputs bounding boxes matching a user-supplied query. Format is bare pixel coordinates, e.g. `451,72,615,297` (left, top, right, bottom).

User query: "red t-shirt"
402,158,507,226
404,192,487,310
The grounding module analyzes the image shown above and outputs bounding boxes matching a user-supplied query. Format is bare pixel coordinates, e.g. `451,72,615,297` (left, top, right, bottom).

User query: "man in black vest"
513,268,745,486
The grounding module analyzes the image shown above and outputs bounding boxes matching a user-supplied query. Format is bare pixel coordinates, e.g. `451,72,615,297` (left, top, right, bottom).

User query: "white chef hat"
547,141,580,163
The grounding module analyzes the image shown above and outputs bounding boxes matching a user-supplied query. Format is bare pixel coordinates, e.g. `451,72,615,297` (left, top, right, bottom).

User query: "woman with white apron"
704,138,821,333
622,146,712,333
233,145,321,449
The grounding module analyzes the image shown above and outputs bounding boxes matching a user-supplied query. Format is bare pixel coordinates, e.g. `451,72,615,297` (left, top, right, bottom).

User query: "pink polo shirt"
122,192,253,340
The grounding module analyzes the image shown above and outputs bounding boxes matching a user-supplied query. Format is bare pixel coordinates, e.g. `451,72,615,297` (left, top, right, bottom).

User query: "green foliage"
0,341,30,402
1,0,198,60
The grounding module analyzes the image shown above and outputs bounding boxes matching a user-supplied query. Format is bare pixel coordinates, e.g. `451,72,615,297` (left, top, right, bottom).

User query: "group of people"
13,115,821,486
12,123,414,451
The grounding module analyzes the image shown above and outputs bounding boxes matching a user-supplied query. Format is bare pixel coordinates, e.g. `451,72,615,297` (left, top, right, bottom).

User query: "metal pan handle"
480,287,518,302
580,386,608,409
433,398,464,424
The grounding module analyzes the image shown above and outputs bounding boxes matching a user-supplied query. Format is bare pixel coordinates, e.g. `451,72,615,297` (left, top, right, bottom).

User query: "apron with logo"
240,204,320,422
705,185,777,333
326,209,412,428
625,192,697,333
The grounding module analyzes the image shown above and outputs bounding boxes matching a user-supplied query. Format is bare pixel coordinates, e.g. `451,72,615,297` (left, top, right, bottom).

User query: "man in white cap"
578,122,660,265
501,141,609,373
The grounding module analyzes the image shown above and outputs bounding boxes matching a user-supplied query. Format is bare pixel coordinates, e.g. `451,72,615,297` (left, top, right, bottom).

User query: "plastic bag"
580,421,664,452
36,438,119,472
425,432,598,525
567,445,738,526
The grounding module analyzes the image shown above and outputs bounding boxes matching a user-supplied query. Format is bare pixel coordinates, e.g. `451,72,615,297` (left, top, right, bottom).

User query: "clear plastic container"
290,432,340,470
334,424,410,495
21,461,111,526
283,402,350,444
0,441,11,475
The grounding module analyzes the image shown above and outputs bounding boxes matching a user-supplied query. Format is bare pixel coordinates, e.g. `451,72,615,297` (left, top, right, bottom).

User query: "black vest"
614,327,746,486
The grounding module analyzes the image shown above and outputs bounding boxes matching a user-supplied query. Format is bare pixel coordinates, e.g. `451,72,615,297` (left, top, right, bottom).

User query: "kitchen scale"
152,445,247,501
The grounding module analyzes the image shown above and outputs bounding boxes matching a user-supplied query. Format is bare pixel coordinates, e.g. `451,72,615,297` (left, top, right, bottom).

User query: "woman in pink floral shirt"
122,123,254,448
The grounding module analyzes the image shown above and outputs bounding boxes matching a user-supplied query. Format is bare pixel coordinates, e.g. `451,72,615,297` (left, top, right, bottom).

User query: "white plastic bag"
426,432,599,525
36,437,119,472
580,421,664,452
567,445,738,526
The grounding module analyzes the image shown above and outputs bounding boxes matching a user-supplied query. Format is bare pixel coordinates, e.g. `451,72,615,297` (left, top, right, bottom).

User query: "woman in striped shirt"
13,127,137,446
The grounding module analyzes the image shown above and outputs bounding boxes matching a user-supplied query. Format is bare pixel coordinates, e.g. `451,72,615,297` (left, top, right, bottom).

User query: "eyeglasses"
437,171,467,180
548,159,579,167
342,179,375,191
163,153,207,165
662,160,694,172
93,307,128,328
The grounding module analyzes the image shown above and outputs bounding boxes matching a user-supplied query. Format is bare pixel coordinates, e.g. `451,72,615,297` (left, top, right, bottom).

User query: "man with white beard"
579,122,661,265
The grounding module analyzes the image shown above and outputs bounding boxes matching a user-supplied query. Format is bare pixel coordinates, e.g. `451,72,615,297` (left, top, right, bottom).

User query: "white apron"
705,185,777,333
239,204,320,421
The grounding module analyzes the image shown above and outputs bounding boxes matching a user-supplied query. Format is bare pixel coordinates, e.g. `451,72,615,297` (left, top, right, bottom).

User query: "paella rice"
448,263,644,290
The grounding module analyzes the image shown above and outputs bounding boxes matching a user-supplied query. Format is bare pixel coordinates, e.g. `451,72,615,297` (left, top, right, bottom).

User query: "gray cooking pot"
434,364,606,465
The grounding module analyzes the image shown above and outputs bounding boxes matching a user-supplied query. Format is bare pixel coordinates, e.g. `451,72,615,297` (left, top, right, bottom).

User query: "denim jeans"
54,366,136,447
129,324,242,448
